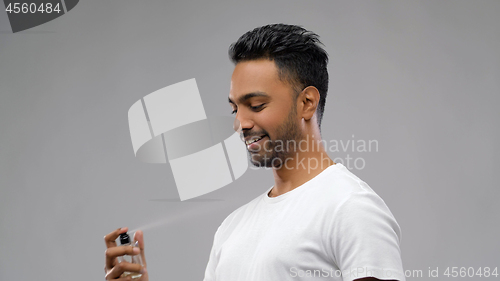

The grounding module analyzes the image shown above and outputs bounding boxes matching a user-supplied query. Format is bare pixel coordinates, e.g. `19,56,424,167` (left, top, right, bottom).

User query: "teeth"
246,136,264,145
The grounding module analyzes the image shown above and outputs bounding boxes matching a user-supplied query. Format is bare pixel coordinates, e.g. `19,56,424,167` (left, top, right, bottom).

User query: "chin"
249,153,285,169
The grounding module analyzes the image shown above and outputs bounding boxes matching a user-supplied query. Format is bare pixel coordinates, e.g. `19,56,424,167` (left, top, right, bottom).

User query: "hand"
104,227,148,280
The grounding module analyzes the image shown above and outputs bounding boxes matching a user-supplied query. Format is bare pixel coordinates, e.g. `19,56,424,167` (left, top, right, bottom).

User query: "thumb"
133,230,147,267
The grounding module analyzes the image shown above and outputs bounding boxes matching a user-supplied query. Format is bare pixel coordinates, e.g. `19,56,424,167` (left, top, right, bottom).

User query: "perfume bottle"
117,232,144,279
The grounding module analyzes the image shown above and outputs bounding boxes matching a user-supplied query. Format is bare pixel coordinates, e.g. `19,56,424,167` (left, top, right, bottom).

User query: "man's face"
228,59,303,168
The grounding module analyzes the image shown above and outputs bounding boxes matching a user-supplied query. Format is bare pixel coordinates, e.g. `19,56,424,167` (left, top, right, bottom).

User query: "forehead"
229,59,293,103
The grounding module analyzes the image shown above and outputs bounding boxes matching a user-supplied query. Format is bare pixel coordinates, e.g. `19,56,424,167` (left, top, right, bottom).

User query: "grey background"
0,0,498,280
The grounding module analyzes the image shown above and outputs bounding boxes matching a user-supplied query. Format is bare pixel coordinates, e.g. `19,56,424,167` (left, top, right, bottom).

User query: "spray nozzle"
119,232,131,245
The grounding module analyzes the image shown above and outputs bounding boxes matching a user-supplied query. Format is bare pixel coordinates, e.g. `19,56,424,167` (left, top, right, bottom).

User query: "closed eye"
231,103,266,115
250,104,266,111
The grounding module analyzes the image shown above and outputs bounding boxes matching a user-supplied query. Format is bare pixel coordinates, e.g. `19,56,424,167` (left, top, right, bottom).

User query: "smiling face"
228,59,304,168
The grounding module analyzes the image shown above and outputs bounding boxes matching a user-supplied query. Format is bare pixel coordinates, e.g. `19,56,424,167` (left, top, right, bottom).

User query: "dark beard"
249,105,303,168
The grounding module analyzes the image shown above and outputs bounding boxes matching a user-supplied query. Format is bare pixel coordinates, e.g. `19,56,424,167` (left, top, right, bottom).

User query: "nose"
232,111,253,134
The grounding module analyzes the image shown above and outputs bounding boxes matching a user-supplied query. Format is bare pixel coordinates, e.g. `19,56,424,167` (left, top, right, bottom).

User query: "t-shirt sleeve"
329,191,406,281
203,225,221,281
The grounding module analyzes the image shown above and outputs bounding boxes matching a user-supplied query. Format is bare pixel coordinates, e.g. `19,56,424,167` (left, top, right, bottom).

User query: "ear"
299,86,320,121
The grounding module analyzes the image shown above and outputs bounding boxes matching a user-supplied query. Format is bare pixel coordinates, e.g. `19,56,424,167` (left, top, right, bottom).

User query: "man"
104,24,405,281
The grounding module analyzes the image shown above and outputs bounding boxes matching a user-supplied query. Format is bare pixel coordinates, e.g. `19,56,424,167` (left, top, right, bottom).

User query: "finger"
133,230,147,267
105,245,140,269
104,227,128,248
105,261,144,280
105,262,143,280
105,276,133,281
105,273,134,281
104,227,127,271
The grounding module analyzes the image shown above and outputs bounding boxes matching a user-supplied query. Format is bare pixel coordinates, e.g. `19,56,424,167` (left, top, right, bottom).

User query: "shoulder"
316,165,403,244
326,166,401,235
332,191,402,239
322,168,405,280
309,164,383,212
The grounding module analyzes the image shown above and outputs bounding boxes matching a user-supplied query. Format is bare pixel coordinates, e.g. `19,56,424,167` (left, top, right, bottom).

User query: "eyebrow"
228,92,270,105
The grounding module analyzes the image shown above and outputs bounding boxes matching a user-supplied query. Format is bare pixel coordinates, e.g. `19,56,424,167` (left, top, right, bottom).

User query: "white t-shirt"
203,163,406,281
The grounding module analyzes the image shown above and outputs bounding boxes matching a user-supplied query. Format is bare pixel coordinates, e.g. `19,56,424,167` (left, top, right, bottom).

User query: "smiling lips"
245,135,264,145
245,135,267,149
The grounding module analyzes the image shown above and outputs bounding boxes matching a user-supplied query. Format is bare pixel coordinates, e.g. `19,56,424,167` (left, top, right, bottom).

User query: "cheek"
256,108,288,137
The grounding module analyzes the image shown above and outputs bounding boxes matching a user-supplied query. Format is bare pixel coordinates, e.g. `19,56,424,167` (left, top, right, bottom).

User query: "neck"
268,133,335,198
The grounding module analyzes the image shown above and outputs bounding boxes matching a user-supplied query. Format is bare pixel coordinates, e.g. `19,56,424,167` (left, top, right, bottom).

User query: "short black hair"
229,23,329,130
